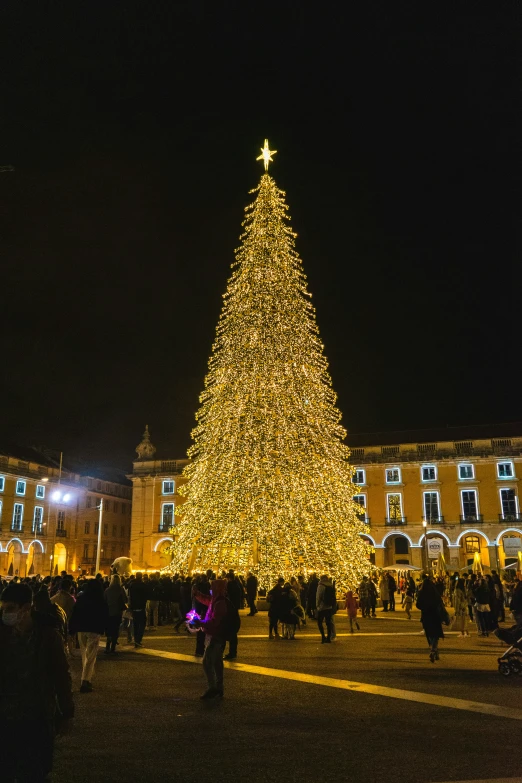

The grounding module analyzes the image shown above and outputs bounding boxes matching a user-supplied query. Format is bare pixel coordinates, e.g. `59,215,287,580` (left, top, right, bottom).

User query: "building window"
105,500,111,513
103,523,108,536
385,468,401,484
421,465,437,482
497,461,514,479
161,503,175,531
423,491,440,522
458,464,474,480
121,504,126,515
353,469,365,485
33,505,44,533
353,494,367,521
113,501,119,514
36,484,45,499
120,524,125,538
97,481,102,491
163,480,175,495
57,510,65,527
84,521,90,535
95,523,99,535
386,493,403,522
12,503,23,531
83,543,89,560
465,535,481,554
112,524,117,537
86,496,92,508
500,488,518,520
15,480,26,496
0,476,4,492
461,490,479,521
0,500,2,523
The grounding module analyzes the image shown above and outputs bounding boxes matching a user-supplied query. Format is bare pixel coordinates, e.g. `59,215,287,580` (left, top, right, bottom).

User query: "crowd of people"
1,566,522,780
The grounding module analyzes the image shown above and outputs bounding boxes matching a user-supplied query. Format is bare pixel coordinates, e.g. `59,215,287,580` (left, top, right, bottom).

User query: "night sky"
1,4,520,470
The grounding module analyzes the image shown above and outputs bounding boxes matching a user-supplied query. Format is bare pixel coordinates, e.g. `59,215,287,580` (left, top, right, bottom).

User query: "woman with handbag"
416,575,450,663
104,574,127,655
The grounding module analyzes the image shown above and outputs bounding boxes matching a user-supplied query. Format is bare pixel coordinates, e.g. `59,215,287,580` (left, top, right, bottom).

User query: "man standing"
224,571,242,660
193,579,229,700
387,572,397,611
316,575,336,643
0,582,74,782
51,577,76,655
246,572,259,616
267,577,285,639
128,572,148,648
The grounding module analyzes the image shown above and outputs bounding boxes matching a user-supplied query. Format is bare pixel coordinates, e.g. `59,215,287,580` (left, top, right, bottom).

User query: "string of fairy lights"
167,141,372,588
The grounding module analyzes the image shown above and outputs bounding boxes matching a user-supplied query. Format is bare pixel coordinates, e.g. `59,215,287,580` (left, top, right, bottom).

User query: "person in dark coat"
306,574,319,619
0,582,74,782
69,579,106,692
193,574,210,657
128,572,148,647
224,571,242,659
416,576,449,663
267,577,285,638
246,572,259,616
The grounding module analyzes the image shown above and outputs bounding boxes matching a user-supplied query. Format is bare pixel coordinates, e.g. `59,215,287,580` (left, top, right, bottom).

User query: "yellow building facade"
129,425,522,575
0,446,132,577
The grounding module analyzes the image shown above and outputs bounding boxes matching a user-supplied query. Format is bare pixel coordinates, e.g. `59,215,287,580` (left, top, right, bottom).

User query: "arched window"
394,537,409,555
465,535,480,554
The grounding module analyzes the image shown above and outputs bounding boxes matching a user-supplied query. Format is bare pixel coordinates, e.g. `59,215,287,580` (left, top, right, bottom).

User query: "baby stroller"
495,623,522,676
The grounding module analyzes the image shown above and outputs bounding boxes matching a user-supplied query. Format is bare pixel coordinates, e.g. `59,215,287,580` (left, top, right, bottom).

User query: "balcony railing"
385,516,407,526
10,525,23,533
423,516,445,525
356,513,371,524
499,513,522,523
56,529,68,537
158,523,173,533
460,514,484,524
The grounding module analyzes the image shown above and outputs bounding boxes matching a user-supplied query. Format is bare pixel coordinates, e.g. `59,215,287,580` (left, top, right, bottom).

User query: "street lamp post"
95,498,104,575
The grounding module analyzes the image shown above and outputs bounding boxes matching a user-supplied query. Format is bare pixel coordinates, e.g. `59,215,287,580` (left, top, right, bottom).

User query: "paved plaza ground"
54,608,522,783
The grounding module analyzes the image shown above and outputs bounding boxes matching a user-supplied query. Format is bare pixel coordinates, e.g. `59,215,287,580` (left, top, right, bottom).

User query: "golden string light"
167,147,372,588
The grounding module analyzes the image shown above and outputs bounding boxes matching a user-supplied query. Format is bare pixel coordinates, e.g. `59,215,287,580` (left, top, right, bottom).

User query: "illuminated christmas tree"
169,141,371,587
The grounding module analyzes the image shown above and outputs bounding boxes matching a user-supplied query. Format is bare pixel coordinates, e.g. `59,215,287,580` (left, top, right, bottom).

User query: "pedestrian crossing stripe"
136,647,522,722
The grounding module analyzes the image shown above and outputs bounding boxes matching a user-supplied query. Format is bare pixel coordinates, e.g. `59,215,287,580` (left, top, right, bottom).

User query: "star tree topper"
256,139,277,170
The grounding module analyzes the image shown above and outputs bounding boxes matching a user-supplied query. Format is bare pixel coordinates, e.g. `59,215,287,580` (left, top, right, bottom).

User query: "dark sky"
0,3,520,470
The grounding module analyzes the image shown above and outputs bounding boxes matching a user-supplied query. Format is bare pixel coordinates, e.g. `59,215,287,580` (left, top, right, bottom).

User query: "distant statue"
135,425,156,460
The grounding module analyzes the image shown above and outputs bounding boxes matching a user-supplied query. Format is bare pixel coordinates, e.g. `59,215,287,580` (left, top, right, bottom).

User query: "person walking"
403,576,415,619
345,589,360,633
474,576,491,636
416,576,450,662
128,572,148,648
104,574,127,654
193,573,211,657
368,577,378,617
379,573,390,612
146,575,161,630
0,582,74,782
267,577,285,638
510,579,522,624
452,580,469,636
306,573,319,619
193,578,230,699
69,579,106,692
316,574,335,643
51,577,77,655
246,572,259,616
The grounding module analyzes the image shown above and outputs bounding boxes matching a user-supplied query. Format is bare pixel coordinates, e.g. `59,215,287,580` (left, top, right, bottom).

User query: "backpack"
323,584,336,607
218,596,241,640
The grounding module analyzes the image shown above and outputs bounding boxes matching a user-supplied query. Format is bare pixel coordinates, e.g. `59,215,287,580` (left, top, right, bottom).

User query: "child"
345,590,360,633
403,576,415,619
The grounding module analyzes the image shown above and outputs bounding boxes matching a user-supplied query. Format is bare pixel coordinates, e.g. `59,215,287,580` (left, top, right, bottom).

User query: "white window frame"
33,505,44,532
423,490,441,522
386,492,403,521
0,499,2,522
15,480,26,496
385,467,401,485
458,463,474,480
161,502,175,529
12,502,23,530
162,479,175,495
497,461,515,479
460,489,479,520
499,487,519,519
421,464,437,482
36,484,46,499
353,493,367,520
353,469,366,485
0,476,5,492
